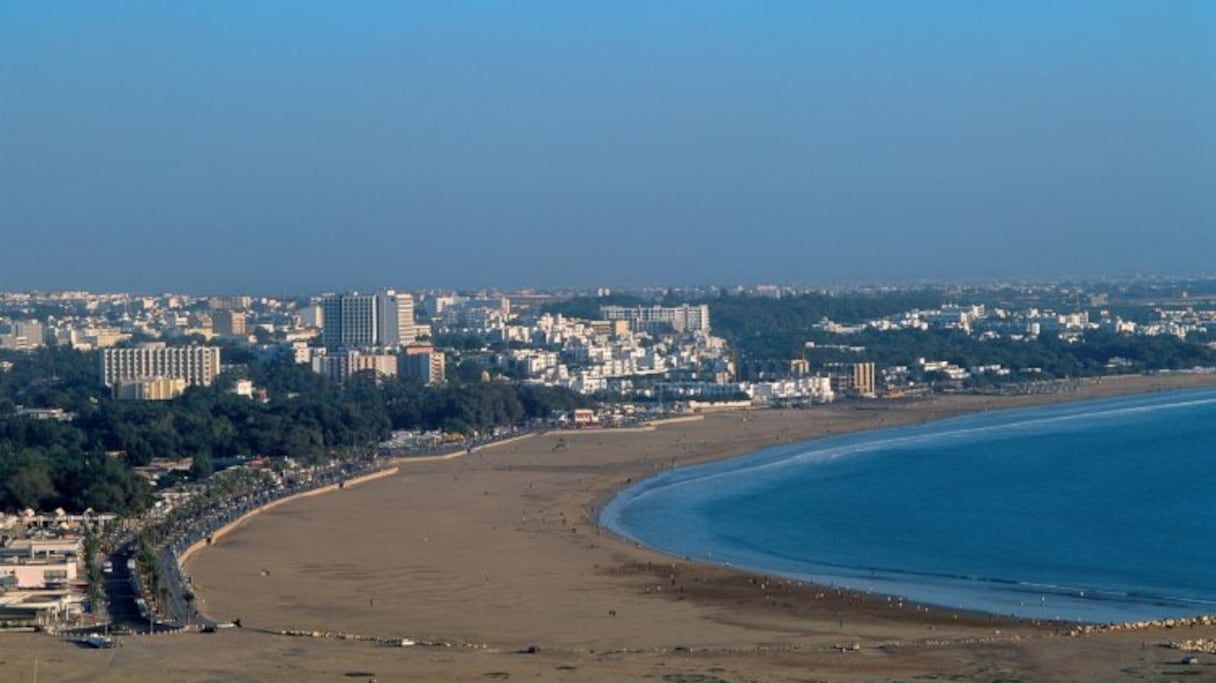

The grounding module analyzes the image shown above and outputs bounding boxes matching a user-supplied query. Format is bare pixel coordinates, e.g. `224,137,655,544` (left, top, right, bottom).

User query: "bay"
600,387,1216,624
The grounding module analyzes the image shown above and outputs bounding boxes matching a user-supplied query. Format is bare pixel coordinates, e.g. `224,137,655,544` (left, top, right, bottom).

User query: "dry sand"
5,374,1216,683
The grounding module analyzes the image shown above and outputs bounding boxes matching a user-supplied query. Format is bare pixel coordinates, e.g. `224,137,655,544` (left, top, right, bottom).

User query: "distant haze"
2,2,1214,294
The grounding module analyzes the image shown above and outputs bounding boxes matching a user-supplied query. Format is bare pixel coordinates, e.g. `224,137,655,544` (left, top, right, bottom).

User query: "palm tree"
183,590,196,626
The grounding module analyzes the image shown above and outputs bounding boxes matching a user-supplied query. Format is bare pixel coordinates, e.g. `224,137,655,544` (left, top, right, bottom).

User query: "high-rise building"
100,343,221,391
377,289,416,346
321,292,378,348
322,289,415,349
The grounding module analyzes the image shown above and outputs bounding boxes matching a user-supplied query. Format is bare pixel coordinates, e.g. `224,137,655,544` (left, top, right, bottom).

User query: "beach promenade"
5,373,1216,682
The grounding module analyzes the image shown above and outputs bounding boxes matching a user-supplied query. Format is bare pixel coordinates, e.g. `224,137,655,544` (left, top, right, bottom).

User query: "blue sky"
2,2,1213,294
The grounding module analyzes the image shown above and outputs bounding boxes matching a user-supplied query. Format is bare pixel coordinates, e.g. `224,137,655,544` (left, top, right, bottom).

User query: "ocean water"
600,388,1216,624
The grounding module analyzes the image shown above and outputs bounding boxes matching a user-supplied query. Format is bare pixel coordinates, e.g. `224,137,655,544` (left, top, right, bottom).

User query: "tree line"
0,348,592,514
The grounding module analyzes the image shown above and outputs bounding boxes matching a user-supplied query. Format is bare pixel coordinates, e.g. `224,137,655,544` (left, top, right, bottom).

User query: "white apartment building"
599,304,710,334
377,289,416,346
100,343,222,389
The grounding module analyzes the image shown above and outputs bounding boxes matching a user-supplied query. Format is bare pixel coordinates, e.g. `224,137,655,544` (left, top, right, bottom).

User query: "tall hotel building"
321,289,415,349
322,292,378,348
377,289,416,347
100,343,222,390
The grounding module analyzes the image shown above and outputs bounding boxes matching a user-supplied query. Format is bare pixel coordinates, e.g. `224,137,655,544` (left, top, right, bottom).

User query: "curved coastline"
600,385,1216,625
169,372,1216,683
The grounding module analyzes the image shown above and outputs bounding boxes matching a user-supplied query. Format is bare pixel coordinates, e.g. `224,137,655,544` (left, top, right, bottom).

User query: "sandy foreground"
5,374,1216,683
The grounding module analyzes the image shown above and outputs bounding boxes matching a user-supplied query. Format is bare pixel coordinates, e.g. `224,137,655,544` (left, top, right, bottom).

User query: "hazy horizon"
3,2,1214,294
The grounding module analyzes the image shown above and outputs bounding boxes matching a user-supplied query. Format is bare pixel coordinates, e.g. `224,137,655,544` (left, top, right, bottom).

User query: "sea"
600,387,1216,625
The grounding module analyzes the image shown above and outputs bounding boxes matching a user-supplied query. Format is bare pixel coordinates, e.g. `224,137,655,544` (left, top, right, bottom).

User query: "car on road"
81,634,116,648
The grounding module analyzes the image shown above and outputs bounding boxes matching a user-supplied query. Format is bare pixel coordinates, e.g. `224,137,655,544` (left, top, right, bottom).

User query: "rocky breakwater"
1167,638,1216,654
1068,615,1216,652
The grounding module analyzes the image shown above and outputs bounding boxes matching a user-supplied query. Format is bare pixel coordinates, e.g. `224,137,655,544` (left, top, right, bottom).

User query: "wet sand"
6,374,1216,682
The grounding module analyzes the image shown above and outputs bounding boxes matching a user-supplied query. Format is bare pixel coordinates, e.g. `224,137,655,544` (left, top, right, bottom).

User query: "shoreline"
167,372,1216,681
586,378,1216,625
596,385,1216,627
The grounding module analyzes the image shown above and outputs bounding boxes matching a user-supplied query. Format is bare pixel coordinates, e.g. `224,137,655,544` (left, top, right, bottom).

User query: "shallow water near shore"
601,388,1216,624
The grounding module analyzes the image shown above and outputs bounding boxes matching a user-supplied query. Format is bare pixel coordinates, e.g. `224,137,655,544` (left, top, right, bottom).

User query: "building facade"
376,289,416,347
322,289,415,348
400,344,446,385
100,343,222,390
212,309,247,337
207,296,252,310
311,349,399,382
0,320,45,351
851,361,877,396
599,304,711,334
114,377,189,400
321,292,378,348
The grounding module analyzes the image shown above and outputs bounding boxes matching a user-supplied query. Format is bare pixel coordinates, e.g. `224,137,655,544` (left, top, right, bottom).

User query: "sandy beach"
5,373,1216,683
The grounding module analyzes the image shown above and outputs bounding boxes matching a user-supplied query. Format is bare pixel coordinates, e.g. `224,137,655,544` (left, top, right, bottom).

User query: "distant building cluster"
298,289,436,384
3,280,1214,406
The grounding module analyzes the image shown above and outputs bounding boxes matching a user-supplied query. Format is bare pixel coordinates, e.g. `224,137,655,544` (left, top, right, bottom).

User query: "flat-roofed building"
0,560,76,589
115,377,189,400
0,320,44,351
0,537,81,589
100,343,221,392
321,292,378,348
377,289,416,346
599,304,710,334
207,295,252,310
212,309,247,337
311,349,398,382
400,345,446,385
851,361,877,396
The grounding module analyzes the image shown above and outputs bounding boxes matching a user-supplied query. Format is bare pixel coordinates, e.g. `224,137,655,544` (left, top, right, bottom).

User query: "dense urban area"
2,277,1216,638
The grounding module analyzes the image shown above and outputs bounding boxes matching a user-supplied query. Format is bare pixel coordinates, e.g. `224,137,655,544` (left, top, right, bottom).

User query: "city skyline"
3,2,1214,293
